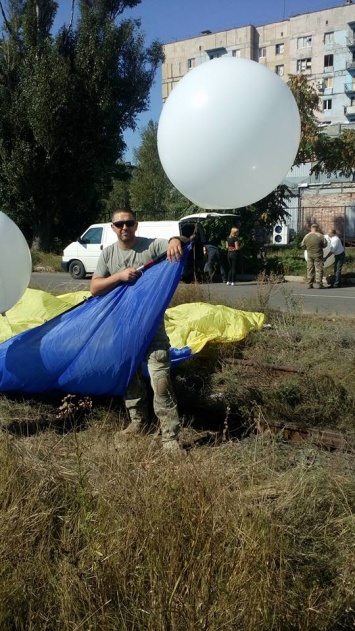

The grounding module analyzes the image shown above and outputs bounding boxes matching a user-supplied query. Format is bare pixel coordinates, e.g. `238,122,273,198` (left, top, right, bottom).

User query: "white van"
61,213,239,279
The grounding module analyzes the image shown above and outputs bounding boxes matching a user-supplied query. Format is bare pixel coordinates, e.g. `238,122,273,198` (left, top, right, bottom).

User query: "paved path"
30,272,355,318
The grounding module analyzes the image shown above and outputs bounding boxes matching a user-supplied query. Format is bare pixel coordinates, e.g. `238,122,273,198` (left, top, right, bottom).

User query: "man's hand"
90,267,140,296
119,267,141,282
167,237,183,263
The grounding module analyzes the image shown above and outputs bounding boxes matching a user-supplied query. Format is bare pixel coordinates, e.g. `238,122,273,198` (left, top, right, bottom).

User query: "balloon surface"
304,235,335,269
158,57,301,209
0,212,32,313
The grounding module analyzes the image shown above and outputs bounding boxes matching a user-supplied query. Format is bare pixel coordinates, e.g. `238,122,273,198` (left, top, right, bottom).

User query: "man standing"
324,229,345,288
90,209,187,452
301,224,328,289
203,243,227,283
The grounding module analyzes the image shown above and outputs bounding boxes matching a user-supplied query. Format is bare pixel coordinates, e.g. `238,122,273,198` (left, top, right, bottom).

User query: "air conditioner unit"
273,223,289,245
317,79,324,92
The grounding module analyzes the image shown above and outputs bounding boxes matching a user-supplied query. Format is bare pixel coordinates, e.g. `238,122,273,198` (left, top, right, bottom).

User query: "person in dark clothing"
203,243,227,283
226,227,242,285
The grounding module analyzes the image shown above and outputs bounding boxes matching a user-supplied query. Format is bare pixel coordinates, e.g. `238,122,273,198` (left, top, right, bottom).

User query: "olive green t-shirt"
94,237,169,277
301,232,327,258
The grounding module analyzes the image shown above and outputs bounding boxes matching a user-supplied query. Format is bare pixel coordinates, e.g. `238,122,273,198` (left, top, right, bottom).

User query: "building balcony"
344,105,355,118
345,83,355,94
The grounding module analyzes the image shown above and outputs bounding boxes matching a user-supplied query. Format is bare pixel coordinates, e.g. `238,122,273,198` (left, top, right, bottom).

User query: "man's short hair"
112,209,137,222
311,223,318,229
329,229,336,236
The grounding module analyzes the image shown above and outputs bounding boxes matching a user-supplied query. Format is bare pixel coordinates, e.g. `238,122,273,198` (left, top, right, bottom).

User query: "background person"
203,242,227,283
301,223,327,289
251,220,268,266
324,228,345,288
90,209,188,453
226,227,242,286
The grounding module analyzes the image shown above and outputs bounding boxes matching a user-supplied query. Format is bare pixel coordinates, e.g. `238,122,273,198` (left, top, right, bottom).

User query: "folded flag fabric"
167,302,265,365
0,249,189,395
0,269,265,395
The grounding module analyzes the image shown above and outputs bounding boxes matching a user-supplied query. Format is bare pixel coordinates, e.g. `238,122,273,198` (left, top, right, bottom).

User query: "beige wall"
162,4,355,108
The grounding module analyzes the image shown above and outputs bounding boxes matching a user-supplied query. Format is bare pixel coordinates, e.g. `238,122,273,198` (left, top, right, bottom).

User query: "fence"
299,206,355,244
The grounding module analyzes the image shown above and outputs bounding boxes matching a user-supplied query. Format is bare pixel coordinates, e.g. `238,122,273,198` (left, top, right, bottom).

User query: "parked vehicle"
61,213,239,280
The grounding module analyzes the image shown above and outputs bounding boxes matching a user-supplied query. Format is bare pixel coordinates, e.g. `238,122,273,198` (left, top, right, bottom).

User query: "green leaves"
0,0,163,250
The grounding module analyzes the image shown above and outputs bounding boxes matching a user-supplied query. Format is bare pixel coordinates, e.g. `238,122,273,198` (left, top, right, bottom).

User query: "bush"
31,250,62,272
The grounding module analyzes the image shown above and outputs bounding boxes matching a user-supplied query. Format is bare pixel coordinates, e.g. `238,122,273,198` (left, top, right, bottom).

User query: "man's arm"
91,238,186,296
324,237,335,261
90,267,140,296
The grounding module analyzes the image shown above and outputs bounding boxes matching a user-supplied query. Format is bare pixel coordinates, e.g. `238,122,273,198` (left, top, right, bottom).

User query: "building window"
324,32,334,44
275,64,284,76
324,76,333,89
258,47,266,58
275,43,284,54
297,36,312,48
324,54,334,70
232,49,241,57
323,99,332,111
297,58,312,72
188,58,195,69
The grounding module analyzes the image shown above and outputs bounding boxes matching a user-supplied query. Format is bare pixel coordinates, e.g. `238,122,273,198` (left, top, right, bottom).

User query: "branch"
0,0,18,42
62,0,75,47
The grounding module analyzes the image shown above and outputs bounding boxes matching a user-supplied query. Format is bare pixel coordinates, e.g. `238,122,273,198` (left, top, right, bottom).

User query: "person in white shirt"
324,229,345,288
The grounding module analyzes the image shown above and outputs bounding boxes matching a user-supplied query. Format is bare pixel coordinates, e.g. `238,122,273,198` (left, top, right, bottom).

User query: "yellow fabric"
165,302,265,354
0,289,91,344
0,290,265,350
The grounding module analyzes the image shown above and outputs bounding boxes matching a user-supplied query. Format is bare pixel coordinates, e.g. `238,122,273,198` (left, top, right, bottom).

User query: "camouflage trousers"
124,322,180,442
307,255,324,286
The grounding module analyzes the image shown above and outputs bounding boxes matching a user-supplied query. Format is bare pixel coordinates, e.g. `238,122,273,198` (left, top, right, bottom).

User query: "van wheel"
69,260,86,279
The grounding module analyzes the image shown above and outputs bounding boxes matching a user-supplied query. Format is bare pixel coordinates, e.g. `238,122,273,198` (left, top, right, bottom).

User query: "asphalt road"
29,272,355,318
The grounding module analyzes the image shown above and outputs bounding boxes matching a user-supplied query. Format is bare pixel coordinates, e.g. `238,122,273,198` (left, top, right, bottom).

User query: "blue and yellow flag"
0,249,189,395
0,251,265,395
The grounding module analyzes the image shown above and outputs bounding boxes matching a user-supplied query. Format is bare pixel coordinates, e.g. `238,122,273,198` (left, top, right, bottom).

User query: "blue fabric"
0,247,190,395
170,346,194,366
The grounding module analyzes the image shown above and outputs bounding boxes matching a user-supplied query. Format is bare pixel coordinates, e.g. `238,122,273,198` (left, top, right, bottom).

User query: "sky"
56,0,345,162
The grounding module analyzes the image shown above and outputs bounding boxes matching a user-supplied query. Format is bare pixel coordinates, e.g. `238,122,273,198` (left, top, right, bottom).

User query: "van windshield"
80,227,103,244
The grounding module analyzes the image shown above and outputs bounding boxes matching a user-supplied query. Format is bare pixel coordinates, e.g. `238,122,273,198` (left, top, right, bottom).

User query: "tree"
129,120,170,218
288,73,355,178
130,119,200,219
287,74,320,166
0,0,163,250
103,161,134,219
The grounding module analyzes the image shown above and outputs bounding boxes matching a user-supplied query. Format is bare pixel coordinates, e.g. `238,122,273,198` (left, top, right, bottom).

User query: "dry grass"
2,278,355,629
1,426,355,630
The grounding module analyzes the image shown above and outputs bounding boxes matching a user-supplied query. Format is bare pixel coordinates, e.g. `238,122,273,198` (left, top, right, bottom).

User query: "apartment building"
162,1,355,126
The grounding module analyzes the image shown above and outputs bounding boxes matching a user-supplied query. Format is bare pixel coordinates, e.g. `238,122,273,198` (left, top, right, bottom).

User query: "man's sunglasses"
112,220,136,229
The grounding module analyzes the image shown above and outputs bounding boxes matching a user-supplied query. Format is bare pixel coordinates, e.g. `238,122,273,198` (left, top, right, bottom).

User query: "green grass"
265,245,355,276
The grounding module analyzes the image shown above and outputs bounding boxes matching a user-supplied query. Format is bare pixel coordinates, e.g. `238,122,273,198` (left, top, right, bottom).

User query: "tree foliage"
0,0,163,250
129,119,199,219
287,74,320,165
130,120,171,216
288,73,355,178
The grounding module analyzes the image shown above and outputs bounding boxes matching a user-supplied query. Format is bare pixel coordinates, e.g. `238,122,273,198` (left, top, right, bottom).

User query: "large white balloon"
0,212,32,314
158,57,301,209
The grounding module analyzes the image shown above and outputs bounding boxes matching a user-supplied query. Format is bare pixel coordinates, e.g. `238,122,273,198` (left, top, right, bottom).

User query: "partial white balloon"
158,56,301,209
304,235,335,269
0,212,32,313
